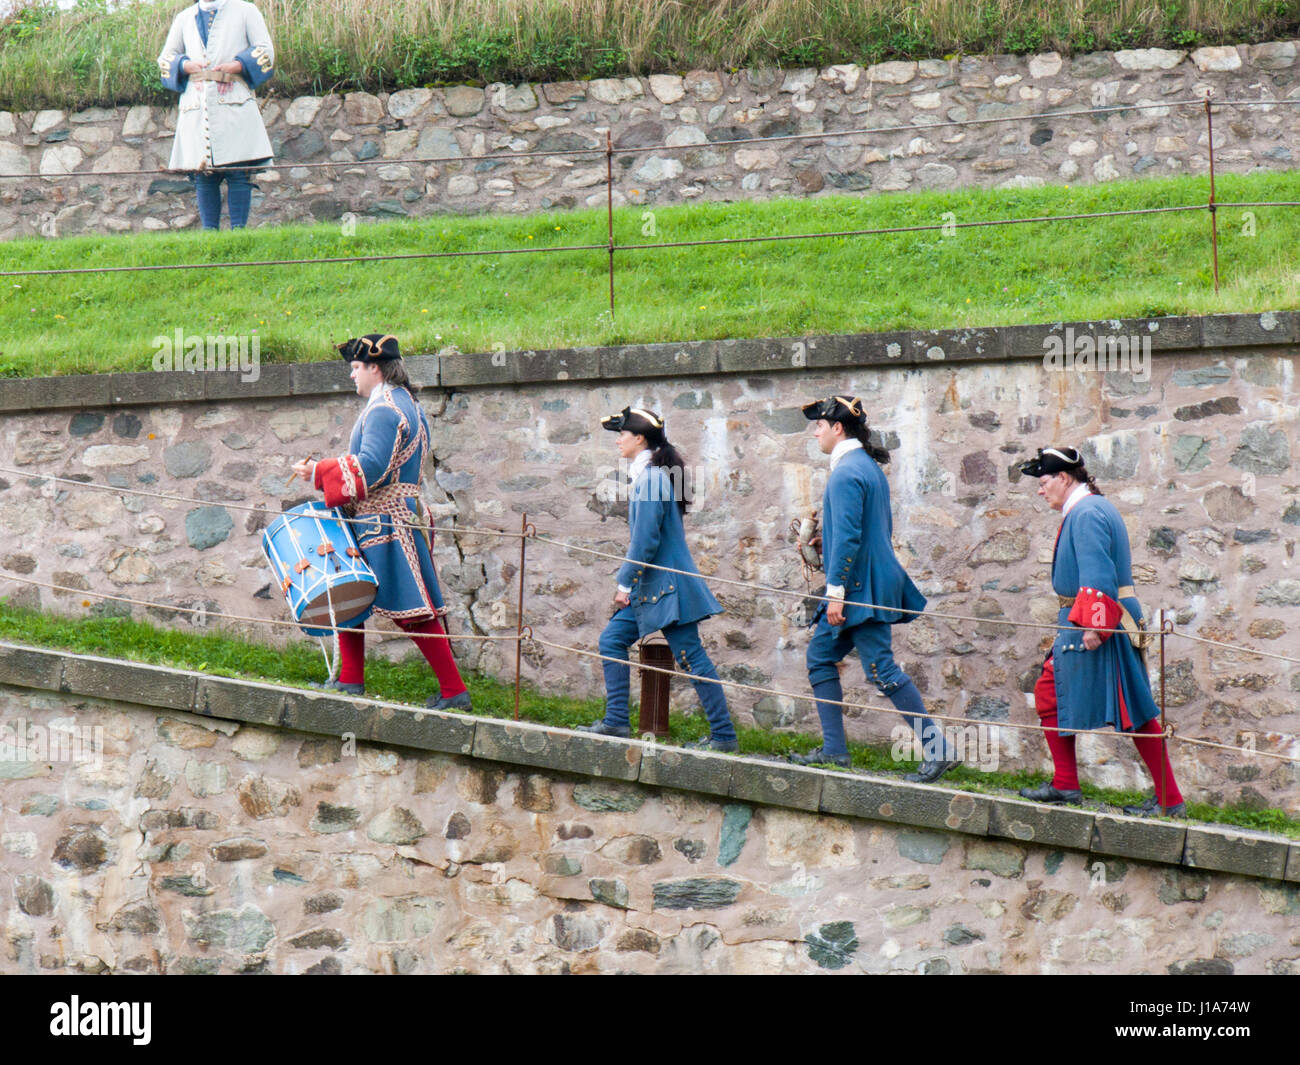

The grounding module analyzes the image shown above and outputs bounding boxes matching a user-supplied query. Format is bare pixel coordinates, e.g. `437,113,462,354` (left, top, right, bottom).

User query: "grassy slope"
2,0,1298,111
3,172,1299,377
0,599,1294,837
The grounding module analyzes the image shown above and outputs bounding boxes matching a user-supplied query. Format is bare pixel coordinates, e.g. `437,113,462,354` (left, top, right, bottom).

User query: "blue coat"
1050,494,1159,733
816,448,926,627
316,385,444,621
617,464,722,638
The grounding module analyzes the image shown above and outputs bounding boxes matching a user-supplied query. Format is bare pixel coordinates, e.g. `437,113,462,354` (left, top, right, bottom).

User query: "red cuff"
314,454,366,509
1067,586,1121,643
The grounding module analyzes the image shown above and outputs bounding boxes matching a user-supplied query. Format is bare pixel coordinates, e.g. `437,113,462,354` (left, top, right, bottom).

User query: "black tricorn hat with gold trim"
1019,446,1085,478
802,395,866,424
601,406,666,442
337,333,401,363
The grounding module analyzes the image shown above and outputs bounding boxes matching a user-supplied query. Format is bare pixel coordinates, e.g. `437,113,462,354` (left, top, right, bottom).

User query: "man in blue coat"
578,407,738,751
791,396,956,782
291,335,470,710
1016,446,1184,817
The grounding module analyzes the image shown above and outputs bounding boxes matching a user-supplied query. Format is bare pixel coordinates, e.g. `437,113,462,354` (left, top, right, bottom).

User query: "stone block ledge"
0,311,1294,412
2,639,1295,884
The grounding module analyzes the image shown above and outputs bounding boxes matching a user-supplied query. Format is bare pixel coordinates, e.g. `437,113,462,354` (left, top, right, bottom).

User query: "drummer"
291,334,470,710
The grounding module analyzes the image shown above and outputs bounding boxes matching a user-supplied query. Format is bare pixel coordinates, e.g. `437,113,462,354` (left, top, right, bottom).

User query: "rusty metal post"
1205,93,1220,294
637,639,674,738
514,512,528,721
606,130,616,314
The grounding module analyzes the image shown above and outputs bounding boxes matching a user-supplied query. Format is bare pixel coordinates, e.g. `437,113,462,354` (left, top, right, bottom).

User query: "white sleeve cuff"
617,584,631,595
826,585,845,599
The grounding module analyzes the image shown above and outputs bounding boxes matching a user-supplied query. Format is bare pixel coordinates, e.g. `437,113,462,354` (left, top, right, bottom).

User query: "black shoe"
309,679,364,696
425,691,472,712
788,746,851,768
1019,782,1084,804
1122,794,1187,819
575,720,631,738
905,758,957,784
684,737,739,753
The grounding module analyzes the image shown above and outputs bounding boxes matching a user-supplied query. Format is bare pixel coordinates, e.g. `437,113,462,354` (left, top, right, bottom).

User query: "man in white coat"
158,0,275,229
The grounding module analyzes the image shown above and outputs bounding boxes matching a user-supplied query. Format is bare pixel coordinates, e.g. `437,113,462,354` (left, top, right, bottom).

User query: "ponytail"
381,358,419,395
648,440,690,515
1072,465,1102,496
839,418,890,464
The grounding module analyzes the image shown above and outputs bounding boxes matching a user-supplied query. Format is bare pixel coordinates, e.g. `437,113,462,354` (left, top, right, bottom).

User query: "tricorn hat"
337,333,401,363
1019,446,1085,478
601,406,666,441
802,395,866,424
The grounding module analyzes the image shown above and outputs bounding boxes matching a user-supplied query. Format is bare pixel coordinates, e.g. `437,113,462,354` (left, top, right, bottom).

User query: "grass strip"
3,171,1298,376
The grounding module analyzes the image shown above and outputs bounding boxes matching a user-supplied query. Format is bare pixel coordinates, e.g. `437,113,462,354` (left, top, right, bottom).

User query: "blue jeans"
192,168,254,229
599,606,735,741
806,618,948,760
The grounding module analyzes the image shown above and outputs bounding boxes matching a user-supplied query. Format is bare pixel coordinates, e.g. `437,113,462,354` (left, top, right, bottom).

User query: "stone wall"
0,646,1296,975
2,42,1299,239
0,313,1297,813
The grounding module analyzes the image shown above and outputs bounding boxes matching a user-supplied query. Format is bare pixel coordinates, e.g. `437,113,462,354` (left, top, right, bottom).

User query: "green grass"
3,171,1299,377
2,599,1296,838
3,0,1298,111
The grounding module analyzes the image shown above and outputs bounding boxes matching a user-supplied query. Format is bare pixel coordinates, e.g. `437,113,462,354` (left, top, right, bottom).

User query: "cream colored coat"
158,1,275,169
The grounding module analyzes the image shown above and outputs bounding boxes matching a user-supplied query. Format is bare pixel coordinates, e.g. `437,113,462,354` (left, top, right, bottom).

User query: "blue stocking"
226,169,253,228
193,172,223,229
812,677,849,757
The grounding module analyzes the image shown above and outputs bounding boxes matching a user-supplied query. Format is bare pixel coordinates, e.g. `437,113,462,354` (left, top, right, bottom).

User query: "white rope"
531,531,1129,636
1171,630,1300,668
4,573,1297,766
11,460,1293,658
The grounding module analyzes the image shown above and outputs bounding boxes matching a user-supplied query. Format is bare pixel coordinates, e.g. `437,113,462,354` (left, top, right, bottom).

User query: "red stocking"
337,627,365,685
398,616,467,697
1035,656,1080,791
1131,719,1183,807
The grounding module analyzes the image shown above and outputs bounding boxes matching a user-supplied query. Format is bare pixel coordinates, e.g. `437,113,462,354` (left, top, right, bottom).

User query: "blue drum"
262,502,378,637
